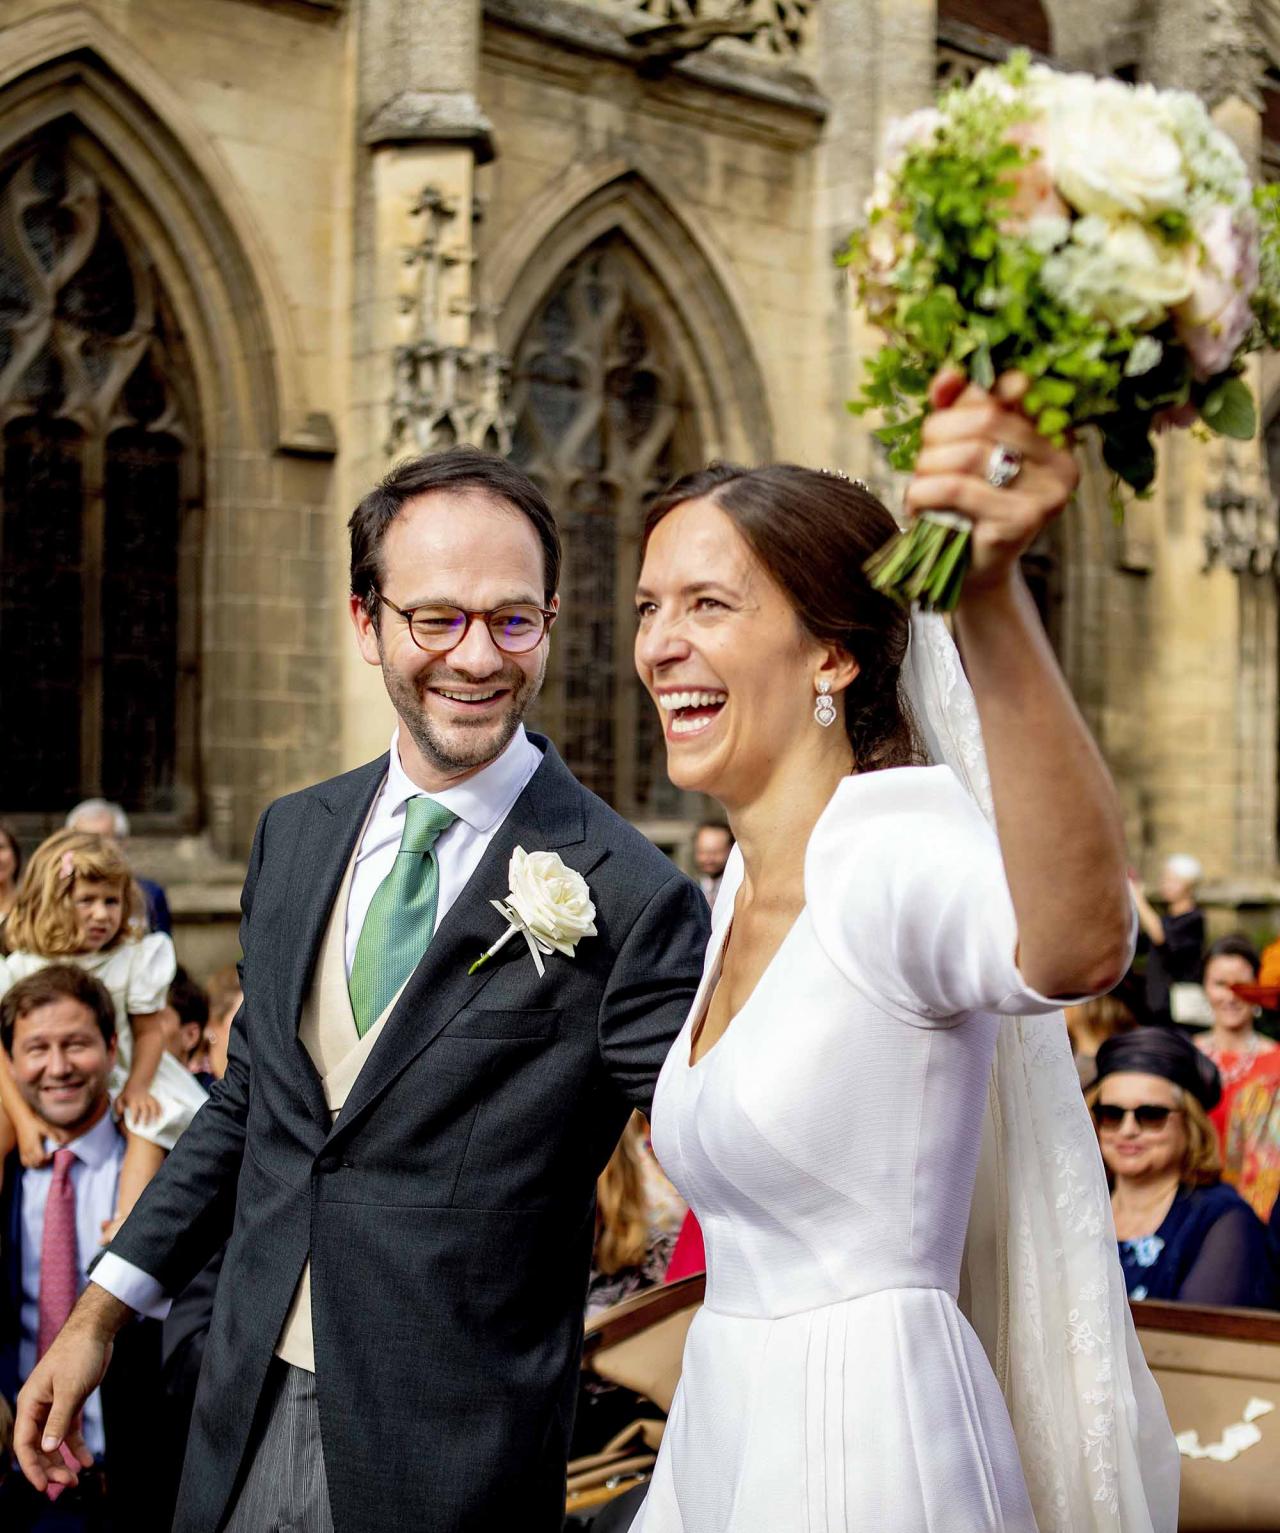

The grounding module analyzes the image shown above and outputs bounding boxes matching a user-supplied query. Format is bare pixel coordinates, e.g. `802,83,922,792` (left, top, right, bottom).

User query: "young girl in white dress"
0,830,207,1228
628,371,1177,1532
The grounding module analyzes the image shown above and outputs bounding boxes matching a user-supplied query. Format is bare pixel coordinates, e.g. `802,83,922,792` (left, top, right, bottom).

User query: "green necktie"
348,795,458,1037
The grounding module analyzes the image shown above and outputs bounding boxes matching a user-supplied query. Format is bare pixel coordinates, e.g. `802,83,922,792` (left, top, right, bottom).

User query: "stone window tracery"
0,134,201,818
610,0,817,57
511,234,701,819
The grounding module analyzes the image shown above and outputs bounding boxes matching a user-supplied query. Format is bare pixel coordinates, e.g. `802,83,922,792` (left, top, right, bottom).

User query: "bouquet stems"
863,510,972,612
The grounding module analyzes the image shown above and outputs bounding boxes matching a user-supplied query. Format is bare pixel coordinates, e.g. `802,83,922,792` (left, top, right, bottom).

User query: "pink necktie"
38,1148,79,1357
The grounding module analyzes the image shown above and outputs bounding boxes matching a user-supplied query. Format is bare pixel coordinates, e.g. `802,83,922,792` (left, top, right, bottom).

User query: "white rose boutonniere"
468,848,598,977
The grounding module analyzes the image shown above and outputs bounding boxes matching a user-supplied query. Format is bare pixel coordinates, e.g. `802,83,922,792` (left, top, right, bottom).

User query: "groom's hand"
14,1284,129,1491
904,366,1080,600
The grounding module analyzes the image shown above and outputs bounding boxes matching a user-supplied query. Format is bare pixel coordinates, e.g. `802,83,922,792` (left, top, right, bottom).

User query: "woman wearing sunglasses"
1089,1029,1274,1308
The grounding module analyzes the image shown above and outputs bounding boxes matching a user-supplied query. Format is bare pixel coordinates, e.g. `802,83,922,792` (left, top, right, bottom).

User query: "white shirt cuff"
92,1252,173,1320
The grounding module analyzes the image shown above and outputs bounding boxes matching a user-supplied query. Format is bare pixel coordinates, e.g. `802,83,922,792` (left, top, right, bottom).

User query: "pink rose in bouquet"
999,119,1069,237
1175,204,1261,380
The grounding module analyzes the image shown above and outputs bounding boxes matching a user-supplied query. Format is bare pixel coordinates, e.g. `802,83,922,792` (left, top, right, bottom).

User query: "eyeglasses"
374,594,556,655
1091,1103,1182,1131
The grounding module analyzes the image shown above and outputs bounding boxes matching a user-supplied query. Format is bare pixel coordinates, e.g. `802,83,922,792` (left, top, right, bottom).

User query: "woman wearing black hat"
1088,1029,1274,1308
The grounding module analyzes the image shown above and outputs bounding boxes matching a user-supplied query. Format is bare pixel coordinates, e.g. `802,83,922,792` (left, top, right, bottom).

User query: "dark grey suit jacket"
108,736,708,1532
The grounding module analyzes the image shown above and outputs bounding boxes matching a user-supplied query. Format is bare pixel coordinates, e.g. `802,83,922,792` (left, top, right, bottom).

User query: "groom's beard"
382,651,546,776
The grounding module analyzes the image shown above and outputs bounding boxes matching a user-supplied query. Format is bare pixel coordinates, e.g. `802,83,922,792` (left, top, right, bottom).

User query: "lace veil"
902,612,1180,1533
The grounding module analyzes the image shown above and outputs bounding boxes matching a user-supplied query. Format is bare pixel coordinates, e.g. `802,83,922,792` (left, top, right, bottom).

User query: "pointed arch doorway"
511,232,704,821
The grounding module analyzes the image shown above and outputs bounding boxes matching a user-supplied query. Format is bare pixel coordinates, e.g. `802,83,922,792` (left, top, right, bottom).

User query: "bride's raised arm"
905,366,1131,1001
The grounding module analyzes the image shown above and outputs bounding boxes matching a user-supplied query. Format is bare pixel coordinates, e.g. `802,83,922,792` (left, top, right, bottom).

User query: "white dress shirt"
94,726,543,1318
19,1109,125,1459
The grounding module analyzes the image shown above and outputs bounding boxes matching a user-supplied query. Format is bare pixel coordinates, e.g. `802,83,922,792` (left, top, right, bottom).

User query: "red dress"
1222,1049,1280,1221
1200,1036,1280,1152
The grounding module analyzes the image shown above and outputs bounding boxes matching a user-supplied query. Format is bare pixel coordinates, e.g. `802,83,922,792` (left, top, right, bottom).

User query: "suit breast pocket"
444,1006,561,1041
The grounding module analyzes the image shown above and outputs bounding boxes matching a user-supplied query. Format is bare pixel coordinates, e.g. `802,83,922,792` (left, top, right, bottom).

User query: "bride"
627,370,1179,1532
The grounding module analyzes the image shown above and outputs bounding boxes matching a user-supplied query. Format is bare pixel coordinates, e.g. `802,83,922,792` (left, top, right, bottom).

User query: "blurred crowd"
1068,853,1280,1311
3,806,1279,1527
0,805,240,1530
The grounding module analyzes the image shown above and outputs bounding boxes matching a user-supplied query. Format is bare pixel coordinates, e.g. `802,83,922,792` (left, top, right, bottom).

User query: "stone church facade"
1,0,1278,968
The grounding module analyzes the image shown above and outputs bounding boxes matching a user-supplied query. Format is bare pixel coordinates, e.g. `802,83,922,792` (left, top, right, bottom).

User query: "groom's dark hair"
349,447,562,625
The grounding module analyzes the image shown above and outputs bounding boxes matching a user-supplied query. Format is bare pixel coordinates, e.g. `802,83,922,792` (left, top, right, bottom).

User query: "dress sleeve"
1176,1197,1276,1308
127,932,178,1014
806,766,1112,1025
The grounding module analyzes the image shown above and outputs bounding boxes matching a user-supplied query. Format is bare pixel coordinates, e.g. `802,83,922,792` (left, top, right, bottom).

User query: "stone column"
813,0,936,482
1134,6,1279,900
344,0,506,765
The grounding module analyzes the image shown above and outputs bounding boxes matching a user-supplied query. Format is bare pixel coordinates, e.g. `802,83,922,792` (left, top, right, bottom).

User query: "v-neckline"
686,900,808,1070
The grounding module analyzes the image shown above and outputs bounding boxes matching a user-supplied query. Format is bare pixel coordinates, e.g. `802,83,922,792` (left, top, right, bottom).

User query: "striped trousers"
222,1360,334,1533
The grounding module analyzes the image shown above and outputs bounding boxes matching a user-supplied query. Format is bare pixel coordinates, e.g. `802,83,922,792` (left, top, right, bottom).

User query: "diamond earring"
814,679,837,728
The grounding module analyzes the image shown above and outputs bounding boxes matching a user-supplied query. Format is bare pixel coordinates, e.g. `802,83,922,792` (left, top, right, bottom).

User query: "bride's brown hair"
643,463,922,772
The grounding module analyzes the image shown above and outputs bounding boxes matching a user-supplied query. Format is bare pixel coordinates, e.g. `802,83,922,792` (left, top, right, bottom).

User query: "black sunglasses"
1091,1103,1181,1131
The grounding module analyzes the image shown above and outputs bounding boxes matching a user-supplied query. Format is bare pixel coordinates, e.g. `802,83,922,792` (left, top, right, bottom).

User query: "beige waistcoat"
275,808,409,1372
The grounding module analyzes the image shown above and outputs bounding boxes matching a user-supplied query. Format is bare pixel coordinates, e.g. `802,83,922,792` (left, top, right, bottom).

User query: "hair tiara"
818,467,872,493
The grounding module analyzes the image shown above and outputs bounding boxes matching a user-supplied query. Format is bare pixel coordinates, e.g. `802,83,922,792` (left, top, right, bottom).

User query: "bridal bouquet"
841,53,1280,610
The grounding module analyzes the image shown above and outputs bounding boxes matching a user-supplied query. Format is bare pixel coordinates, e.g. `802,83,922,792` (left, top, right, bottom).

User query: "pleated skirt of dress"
630,1286,1039,1533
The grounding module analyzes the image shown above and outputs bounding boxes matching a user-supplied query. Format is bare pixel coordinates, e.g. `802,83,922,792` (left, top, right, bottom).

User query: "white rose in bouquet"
1042,214,1194,329
881,108,943,170
1047,77,1187,220
1174,204,1260,378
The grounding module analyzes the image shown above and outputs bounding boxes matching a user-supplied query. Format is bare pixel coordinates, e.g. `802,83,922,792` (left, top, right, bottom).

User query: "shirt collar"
386,726,540,835
46,1105,122,1170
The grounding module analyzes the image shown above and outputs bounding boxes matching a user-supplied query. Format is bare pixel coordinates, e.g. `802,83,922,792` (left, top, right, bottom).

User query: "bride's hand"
902,367,1079,601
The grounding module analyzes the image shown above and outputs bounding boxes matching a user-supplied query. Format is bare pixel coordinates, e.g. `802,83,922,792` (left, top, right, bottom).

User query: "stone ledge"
166,882,246,919
279,411,339,459
483,0,828,122
363,90,497,162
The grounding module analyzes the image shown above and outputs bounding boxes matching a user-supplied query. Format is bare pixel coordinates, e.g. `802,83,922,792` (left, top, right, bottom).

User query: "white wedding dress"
631,765,1128,1533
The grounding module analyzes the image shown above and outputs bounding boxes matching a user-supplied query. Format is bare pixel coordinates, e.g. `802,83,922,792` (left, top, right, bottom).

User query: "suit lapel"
275,757,387,1126
324,739,592,1149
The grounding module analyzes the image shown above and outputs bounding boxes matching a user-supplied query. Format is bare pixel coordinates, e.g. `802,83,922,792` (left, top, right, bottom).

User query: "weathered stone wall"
3,0,1280,972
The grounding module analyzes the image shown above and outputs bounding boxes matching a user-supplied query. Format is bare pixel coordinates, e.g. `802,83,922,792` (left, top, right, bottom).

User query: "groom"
15,448,709,1531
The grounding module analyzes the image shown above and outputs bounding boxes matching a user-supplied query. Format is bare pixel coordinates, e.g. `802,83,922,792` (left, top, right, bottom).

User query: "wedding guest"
0,1388,11,1485
1270,1189,1280,1283
1065,993,1138,1088
65,802,171,938
1195,936,1278,1147
1129,855,1206,1026
1090,1028,1273,1307
0,965,167,1531
199,967,241,1083
158,981,228,1499
588,1113,686,1317
0,821,21,937
691,822,733,909
162,969,209,1078
663,1210,705,1284
0,832,207,1227
1222,1047,1280,1223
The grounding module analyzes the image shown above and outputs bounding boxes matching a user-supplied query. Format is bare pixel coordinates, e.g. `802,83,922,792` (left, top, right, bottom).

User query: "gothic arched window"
0,133,201,819
511,234,702,819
